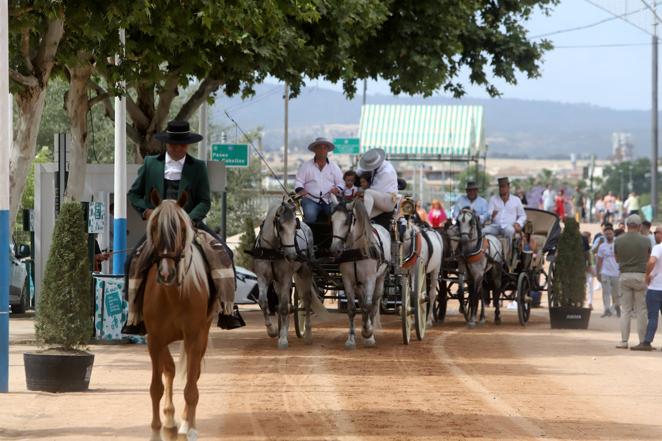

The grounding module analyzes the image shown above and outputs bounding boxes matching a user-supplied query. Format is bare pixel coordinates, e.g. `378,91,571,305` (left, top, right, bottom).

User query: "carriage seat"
530,234,547,268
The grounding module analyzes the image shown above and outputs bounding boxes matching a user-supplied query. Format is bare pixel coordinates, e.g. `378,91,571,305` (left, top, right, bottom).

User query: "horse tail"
373,307,382,330
177,341,187,382
309,283,331,322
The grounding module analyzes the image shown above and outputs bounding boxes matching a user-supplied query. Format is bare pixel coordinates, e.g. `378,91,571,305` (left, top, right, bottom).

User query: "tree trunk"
10,89,49,218
64,63,94,202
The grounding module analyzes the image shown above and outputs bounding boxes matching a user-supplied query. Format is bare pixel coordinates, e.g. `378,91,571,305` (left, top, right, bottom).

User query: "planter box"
24,350,94,392
549,307,591,329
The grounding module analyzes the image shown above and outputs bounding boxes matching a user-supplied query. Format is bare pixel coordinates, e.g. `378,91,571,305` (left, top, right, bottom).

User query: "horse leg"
493,268,502,325
427,269,440,328
179,332,207,441
294,271,313,345
277,277,292,349
161,348,176,430
466,277,478,328
148,338,165,441
343,275,357,349
361,277,376,343
478,275,486,325
256,270,278,338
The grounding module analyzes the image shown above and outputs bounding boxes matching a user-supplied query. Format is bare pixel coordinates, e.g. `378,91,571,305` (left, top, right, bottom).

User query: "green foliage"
235,218,257,271
456,165,490,192
35,202,92,350
600,159,659,199
550,218,586,308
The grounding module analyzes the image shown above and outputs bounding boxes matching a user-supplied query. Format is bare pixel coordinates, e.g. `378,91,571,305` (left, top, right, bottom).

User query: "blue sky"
314,1,658,111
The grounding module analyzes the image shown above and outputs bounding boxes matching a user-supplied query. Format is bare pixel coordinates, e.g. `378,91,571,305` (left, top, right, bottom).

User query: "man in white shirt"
596,225,620,317
483,177,526,261
633,226,662,350
356,148,399,218
294,137,343,223
451,181,489,225
541,184,556,212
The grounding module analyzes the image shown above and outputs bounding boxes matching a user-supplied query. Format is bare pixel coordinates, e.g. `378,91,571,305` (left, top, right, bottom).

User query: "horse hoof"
479,318,486,325
278,340,289,349
266,326,278,338
467,321,476,329
345,340,356,350
426,320,434,329
150,430,162,441
495,317,502,325
304,334,313,345
361,328,373,339
363,336,376,347
186,428,199,441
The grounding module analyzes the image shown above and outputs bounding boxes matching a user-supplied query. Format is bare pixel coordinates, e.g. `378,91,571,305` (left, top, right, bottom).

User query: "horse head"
147,189,192,285
273,201,299,261
457,208,478,252
330,199,354,257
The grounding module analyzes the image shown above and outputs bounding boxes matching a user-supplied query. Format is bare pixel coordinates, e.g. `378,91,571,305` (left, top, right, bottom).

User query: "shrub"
550,217,586,308
235,217,256,271
35,202,92,349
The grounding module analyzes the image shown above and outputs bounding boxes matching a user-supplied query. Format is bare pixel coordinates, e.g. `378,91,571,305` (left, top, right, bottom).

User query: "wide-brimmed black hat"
154,120,203,145
497,177,510,186
465,181,479,190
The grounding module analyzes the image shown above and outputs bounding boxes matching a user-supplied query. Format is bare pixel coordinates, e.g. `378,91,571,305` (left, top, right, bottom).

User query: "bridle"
331,202,355,244
272,203,299,250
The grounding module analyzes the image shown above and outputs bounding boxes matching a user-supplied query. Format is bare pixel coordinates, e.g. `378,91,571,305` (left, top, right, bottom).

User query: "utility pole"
1,0,10,393
112,28,127,275
283,82,289,190
198,101,208,162
653,4,659,219
362,79,367,106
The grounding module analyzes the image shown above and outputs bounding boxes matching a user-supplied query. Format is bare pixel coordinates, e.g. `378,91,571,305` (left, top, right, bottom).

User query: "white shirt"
597,241,620,277
487,194,526,228
165,152,185,180
358,161,398,194
294,157,343,204
649,243,662,290
542,189,556,208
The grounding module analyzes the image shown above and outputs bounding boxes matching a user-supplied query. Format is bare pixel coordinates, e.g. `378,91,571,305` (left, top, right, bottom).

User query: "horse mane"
146,200,207,293
352,198,373,256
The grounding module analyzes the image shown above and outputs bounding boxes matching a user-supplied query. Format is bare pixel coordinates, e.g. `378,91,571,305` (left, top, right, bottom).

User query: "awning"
359,104,485,158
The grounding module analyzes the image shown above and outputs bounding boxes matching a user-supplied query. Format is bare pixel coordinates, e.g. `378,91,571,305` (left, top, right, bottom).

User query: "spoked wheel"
413,261,428,341
517,272,531,326
435,277,448,323
293,288,307,338
400,272,413,345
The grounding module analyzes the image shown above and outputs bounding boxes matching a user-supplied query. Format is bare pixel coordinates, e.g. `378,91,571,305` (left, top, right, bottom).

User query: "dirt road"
2,305,662,441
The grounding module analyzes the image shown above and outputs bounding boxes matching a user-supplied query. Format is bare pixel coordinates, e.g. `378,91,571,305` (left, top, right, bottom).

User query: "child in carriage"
342,170,359,201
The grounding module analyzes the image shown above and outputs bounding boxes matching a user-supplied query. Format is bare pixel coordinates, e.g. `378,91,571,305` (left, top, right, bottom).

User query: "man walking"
596,224,620,317
541,184,556,212
294,137,343,223
633,226,662,350
614,214,651,349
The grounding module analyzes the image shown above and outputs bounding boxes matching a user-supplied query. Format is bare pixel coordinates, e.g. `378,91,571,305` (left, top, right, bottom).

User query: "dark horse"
140,190,233,441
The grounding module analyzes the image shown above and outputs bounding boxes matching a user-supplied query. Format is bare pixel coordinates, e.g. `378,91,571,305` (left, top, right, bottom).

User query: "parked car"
235,266,258,305
9,244,30,314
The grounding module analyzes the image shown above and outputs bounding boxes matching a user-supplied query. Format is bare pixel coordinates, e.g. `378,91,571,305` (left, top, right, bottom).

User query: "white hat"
307,137,335,152
359,148,386,171
626,214,642,225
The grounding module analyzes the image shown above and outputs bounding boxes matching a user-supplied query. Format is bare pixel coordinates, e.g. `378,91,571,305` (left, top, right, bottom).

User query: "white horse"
253,200,324,349
330,196,391,348
456,209,503,327
401,219,444,327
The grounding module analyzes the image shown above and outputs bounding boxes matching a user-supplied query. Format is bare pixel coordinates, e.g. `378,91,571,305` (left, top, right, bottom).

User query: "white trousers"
362,189,396,218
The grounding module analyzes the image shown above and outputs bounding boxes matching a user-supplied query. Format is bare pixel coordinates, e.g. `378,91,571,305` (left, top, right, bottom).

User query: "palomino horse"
330,197,391,348
456,208,503,328
253,200,325,349
401,219,444,327
140,190,232,441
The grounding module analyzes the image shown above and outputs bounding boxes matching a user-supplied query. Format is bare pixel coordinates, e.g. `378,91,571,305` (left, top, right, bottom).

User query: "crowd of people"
584,215,662,351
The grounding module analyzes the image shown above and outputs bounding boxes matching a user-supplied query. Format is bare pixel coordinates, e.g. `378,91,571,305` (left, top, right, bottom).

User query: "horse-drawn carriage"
251,188,437,348
434,207,560,327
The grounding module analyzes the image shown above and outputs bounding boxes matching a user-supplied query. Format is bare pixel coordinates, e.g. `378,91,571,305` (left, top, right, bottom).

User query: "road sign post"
211,144,249,167
333,138,360,155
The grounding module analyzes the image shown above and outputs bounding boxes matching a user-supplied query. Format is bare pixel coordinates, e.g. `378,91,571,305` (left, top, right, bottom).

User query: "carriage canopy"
358,104,485,160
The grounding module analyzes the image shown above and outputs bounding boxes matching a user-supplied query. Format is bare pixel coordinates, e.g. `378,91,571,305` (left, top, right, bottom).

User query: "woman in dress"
427,199,447,228
555,189,566,219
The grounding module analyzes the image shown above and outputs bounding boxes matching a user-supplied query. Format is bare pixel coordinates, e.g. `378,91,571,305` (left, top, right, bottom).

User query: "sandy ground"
1,294,661,441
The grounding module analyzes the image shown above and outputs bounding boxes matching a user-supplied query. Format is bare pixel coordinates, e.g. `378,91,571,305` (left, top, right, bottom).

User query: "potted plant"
548,217,591,329
24,202,94,392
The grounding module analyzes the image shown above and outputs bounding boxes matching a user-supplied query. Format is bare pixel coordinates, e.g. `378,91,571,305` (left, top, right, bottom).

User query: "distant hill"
211,83,657,159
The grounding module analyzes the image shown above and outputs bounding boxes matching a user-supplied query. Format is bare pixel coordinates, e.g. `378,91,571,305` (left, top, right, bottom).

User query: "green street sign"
333,137,360,155
211,143,249,167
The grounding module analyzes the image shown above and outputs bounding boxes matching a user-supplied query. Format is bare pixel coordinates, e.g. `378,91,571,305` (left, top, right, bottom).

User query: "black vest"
164,179,180,200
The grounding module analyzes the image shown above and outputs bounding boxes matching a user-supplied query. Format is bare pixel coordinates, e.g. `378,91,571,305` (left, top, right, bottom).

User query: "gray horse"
330,196,391,348
253,201,325,349
456,209,503,327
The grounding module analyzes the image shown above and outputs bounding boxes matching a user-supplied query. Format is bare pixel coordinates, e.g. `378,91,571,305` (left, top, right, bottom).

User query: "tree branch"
88,92,109,108
150,72,180,132
9,69,38,88
175,77,222,121
125,95,150,129
33,14,64,83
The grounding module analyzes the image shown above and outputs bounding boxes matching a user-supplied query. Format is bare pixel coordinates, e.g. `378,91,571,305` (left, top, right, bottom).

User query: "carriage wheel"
435,277,448,323
413,261,428,341
517,273,531,326
293,288,307,339
400,273,412,345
